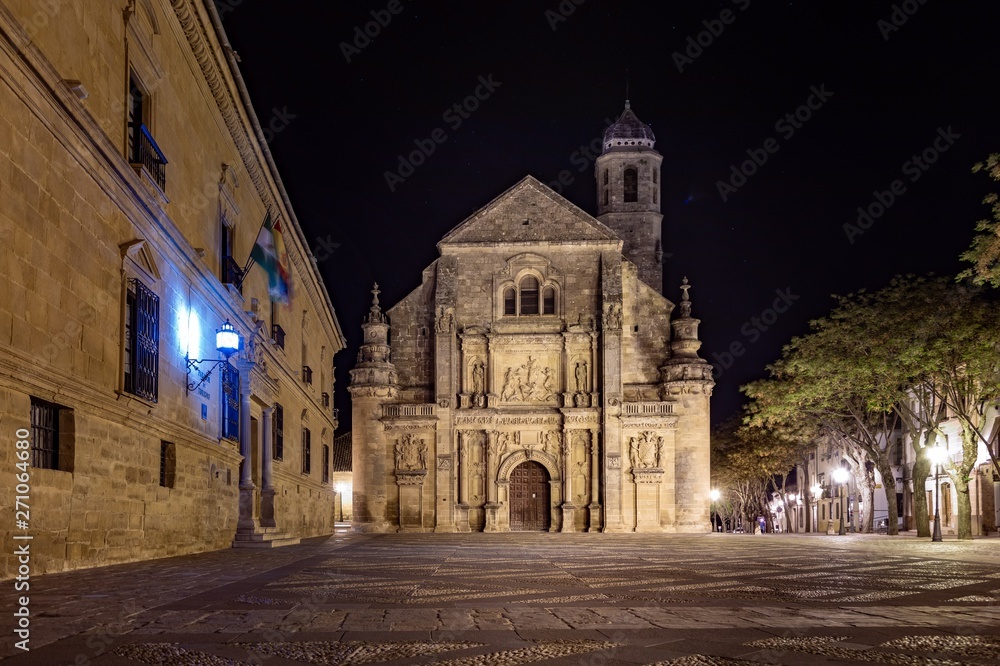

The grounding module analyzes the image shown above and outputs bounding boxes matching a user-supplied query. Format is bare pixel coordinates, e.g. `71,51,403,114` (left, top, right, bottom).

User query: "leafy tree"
959,154,1000,287
746,275,1000,539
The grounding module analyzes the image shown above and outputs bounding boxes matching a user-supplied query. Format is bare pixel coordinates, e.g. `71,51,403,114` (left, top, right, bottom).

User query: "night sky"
221,1,1000,430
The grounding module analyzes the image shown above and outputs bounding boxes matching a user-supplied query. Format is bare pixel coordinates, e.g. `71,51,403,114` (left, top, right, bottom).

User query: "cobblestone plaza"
3,533,999,664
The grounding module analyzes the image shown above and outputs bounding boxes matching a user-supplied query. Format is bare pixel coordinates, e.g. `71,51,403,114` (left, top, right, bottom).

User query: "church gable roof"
439,176,620,246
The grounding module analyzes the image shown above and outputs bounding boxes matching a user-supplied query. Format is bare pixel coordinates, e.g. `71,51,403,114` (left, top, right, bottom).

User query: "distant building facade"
349,104,714,533
0,0,343,578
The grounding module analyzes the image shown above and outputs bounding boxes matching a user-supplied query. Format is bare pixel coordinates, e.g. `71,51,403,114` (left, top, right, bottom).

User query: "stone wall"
0,0,343,578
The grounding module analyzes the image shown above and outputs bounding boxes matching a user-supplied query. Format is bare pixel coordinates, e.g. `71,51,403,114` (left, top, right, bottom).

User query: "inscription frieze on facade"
620,417,678,430
497,414,561,426
455,413,497,426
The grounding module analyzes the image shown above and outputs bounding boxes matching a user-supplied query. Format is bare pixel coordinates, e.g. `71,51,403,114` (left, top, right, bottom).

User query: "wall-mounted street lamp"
186,320,242,394
832,467,850,536
927,446,947,543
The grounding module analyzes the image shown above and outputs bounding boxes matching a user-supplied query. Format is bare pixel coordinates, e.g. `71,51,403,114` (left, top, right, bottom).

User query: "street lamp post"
927,446,947,542
810,484,822,533
832,467,849,536
710,489,721,532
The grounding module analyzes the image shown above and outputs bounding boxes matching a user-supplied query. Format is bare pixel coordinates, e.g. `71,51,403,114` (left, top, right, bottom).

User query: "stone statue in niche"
574,360,588,393
471,360,486,407
394,433,427,471
628,431,661,469
543,430,562,455
435,307,454,334
603,303,622,330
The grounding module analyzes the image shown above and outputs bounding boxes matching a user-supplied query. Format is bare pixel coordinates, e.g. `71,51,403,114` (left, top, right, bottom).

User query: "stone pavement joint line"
2,533,999,665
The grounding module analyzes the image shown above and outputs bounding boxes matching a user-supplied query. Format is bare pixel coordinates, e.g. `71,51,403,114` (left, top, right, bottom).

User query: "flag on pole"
250,211,291,303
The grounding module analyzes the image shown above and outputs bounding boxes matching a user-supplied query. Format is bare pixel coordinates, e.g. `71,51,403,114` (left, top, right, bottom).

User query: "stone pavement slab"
1,532,998,664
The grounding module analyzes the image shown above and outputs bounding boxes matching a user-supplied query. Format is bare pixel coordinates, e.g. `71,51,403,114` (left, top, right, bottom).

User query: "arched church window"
542,287,555,315
603,169,609,185
519,276,539,315
624,168,638,202
653,168,658,184
503,287,516,315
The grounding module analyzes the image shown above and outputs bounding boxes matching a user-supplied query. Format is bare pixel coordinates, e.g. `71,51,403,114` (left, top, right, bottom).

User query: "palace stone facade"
349,104,714,533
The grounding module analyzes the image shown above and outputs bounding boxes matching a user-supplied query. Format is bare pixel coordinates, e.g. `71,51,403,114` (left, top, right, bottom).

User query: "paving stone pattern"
2,533,999,665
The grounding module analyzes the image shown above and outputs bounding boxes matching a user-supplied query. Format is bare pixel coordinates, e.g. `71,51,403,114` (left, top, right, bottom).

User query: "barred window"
503,288,515,316
519,276,539,315
221,362,239,441
124,278,159,402
322,445,330,484
30,398,60,470
302,428,311,474
160,441,176,488
542,287,555,315
273,403,284,460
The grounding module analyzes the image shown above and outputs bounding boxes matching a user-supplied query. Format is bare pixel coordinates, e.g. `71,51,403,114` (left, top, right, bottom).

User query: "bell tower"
595,101,664,293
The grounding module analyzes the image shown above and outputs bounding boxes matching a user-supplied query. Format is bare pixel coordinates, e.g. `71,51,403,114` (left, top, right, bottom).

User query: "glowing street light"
927,446,947,542
832,467,850,536
710,489,721,532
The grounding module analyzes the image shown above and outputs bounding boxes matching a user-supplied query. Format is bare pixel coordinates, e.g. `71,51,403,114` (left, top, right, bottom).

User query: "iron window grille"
322,445,330,483
30,397,60,470
160,441,175,488
302,428,311,474
221,362,239,441
221,255,243,289
124,278,159,403
271,324,285,350
273,403,284,460
128,122,167,191
322,392,330,407
302,365,313,384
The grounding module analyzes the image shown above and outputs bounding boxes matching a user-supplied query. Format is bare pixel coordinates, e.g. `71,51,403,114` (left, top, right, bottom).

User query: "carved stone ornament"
395,469,427,486
394,433,428,471
603,303,622,330
607,454,621,469
499,356,556,403
437,455,453,470
628,431,663,470
435,307,455,334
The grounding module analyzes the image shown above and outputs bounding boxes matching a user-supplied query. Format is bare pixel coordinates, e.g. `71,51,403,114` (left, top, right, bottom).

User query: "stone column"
260,406,276,528
237,359,256,529
561,430,577,532
588,429,601,532
455,431,471,532
484,430,501,532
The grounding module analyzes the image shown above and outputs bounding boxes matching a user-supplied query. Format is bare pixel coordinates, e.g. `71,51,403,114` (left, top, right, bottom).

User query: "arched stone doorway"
510,461,551,531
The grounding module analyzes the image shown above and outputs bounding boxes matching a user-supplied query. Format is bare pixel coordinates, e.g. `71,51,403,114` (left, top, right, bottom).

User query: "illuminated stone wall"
0,0,344,578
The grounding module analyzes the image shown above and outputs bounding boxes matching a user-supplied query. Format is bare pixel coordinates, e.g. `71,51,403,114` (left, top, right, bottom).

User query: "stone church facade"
350,103,714,533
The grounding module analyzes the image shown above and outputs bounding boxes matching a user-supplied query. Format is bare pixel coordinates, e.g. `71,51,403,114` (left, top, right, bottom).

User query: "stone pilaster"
588,429,602,532
236,358,256,530
260,406,276,528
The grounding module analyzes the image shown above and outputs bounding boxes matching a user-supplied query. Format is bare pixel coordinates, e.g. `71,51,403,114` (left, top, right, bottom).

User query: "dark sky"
221,1,1000,429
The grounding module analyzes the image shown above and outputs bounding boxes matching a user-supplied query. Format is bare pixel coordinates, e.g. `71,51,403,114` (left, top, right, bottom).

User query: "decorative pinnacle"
679,277,693,318
367,282,385,324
